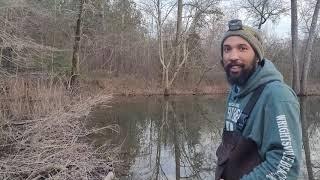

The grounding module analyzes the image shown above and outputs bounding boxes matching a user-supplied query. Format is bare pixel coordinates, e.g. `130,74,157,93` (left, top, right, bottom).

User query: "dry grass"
307,82,320,96
0,75,70,120
0,76,118,179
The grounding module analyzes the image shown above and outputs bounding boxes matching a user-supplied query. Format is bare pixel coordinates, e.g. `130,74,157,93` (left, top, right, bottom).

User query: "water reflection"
300,96,320,180
88,95,320,180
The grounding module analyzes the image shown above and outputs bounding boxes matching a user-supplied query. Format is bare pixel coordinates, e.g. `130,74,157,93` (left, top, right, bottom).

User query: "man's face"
222,36,258,86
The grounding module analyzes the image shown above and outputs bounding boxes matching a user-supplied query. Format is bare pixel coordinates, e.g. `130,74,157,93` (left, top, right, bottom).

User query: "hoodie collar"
232,59,283,98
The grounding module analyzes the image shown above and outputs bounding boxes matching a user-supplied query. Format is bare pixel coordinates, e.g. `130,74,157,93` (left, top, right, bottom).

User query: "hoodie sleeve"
241,86,302,180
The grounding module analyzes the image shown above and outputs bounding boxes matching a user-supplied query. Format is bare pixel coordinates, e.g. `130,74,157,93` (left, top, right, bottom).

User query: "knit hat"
221,19,264,61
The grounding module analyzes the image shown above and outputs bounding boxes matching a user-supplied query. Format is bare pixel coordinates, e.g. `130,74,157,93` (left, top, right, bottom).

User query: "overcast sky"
134,0,292,38
219,0,291,38
265,16,291,38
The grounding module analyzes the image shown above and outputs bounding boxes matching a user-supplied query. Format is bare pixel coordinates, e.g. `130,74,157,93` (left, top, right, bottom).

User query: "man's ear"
258,58,265,66
255,55,260,64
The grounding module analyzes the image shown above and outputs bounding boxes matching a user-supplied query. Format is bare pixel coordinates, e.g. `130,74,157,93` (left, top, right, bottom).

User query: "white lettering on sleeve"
266,115,295,180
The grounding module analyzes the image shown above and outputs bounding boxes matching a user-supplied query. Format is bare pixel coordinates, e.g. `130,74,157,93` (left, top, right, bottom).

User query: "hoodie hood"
232,59,283,98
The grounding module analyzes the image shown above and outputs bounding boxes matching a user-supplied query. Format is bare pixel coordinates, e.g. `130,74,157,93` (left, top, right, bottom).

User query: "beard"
224,59,257,86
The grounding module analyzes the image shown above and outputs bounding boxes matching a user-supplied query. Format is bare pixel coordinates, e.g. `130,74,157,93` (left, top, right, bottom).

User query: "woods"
0,0,319,95
1,0,320,179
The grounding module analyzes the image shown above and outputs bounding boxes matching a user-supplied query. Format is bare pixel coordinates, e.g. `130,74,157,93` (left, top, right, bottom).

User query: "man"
215,19,302,180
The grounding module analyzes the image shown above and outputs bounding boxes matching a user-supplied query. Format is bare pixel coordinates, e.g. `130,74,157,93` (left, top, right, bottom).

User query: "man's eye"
240,47,248,51
224,47,231,52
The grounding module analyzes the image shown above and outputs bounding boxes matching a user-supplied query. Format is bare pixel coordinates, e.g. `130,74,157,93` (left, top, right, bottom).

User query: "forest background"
2,0,320,96
0,0,320,179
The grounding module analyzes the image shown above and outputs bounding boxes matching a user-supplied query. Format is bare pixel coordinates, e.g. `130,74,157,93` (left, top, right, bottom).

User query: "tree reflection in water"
108,96,226,180
300,96,320,179
150,97,222,180
87,95,320,179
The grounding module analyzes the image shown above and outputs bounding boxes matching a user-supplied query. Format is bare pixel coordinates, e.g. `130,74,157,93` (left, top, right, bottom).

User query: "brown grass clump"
0,76,117,179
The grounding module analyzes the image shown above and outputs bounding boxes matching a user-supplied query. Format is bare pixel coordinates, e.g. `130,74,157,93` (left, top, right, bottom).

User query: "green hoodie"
224,59,302,180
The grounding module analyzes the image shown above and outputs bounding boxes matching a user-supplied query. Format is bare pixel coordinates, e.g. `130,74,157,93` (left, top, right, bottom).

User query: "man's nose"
229,49,240,61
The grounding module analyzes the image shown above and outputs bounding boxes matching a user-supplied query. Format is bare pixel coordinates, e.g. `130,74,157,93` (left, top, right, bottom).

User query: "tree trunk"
300,0,320,95
169,40,189,87
70,0,85,90
164,68,170,96
174,0,183,67
155,108,162,179
171,101,181,179
257,0,267,29
156,0,169,96
101,1,106,32
156,0,189,96
300,97,315,180
1,47,14,72
291,0,300,94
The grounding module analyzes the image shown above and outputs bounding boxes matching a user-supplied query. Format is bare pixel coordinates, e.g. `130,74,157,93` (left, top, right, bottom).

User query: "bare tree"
183,0,222,83
300,0,320,95
70,0,85,90
186,0,222,33
241,0,288,29
144,0,189,95
174,0,183,68
139,0,222,95
297,0,320,35
291,0,299,93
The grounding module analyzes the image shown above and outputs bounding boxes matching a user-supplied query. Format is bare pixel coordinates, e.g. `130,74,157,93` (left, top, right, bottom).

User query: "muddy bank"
84,77,320,96
83,77,229,96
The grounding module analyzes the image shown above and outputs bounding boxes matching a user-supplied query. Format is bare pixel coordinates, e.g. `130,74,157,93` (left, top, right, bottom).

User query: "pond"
88,95,320,180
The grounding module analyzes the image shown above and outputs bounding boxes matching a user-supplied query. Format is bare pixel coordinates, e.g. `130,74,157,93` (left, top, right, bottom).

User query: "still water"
88,95,320,180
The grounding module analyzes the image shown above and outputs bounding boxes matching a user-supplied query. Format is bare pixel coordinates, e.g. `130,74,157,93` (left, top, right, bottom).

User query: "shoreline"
82,77,320,97
0,76,319,179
